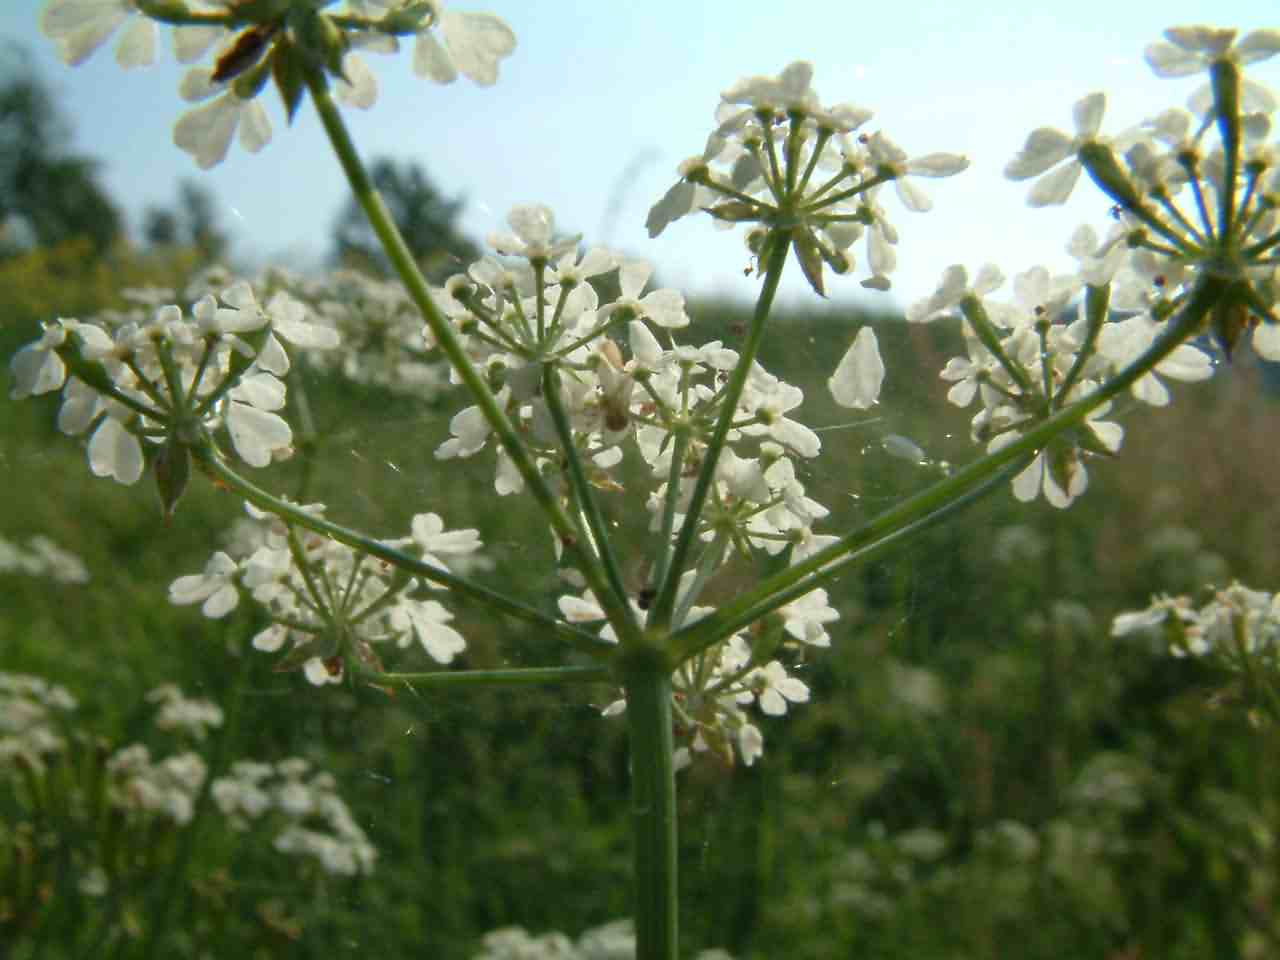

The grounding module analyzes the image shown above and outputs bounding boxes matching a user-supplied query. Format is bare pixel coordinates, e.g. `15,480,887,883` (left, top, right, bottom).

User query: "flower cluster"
40,0,516,168
435,205,881,557
908,258,1215,508
212,756,376,876
1005,29,1280,359
9,280,339,514
0,533,90,584
0,672,77,776
170,502,481,683
1112,581,1280,664
275,268,451,397
564,581,834,768
1,673,377,893
647,61,967,294
474,919,734,960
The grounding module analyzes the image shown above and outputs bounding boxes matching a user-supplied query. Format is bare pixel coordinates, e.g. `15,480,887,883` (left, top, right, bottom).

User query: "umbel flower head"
39,0,517,167
1004,24,1280,360
647,61,967,295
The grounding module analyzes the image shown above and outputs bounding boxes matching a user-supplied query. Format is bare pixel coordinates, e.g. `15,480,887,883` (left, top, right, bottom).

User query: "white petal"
1073,92,1106,137
1027,161,1083,207
1011,453,1043,503
413,31,457,83
828,327,885,409
89,417,144,485
1253,322,1280,361
1005,128,1074,179
115,17,156,68
439,11,516,86
227,402,292,467
237,100,272,154
173,95,238,169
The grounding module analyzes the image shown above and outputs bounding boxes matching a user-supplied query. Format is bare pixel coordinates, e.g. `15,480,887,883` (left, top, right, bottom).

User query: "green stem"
302,66,630,635
650,232,789,630
623,655,678,960
191,442,610,656
540,363,632,616
367,665,611,688
672,272,1226,660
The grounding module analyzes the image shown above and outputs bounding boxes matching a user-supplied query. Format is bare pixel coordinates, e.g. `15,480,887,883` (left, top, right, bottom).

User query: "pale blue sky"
3,2,1278,308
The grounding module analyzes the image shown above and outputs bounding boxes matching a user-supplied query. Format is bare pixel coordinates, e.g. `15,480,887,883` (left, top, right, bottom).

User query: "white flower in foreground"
388,597,467,663
828,327,884,409
486,204,579,262
409,513,483,570
1005,92,1108,206
40,0,157,68
173,69,271,169
752,661,810,716
9,322,70,399
906,263,1005,324
413,2,517,86
169,551,240,618
1146,26,1280,77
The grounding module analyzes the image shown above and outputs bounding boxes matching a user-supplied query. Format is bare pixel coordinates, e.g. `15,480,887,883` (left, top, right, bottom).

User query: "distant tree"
143,179,230,261
331,157,477,281
0,47,121,257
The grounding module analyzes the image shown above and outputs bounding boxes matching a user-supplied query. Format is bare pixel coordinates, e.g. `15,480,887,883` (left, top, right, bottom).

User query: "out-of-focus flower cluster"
9,278,339,498
1114,580,1280,726
647,61,967,295
273,268,451,397
213,756,376,876
0,533,89,584
170,502,482,684
2,672,376,898
1113,581,1280,664
473,918,734,960
39,0,517,168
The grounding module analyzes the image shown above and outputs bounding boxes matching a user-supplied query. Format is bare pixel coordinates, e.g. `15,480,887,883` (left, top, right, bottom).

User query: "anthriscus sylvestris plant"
13,4,1280,955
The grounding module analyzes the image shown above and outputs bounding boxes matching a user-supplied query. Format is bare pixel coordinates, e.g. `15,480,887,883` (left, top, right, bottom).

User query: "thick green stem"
367,665,610,688
191,442,609,656
623,655,678,960
650,232,789,630
673,273,1227,660
302,67,632,637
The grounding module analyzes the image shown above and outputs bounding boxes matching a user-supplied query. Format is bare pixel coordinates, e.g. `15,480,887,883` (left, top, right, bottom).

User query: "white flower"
388,597,467,663
486,204,579,262
413,2,517,86
601,260,689,329
40,0,157,68
752,661,810,716
906,264,1005,324
169,551,240,618
828,327,884,409
1005,93,1108,206
173,69,272,169
9,322,70,399
409,513,483,570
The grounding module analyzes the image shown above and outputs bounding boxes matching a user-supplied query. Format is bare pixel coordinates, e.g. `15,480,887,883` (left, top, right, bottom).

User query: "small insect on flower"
212,24,281,84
